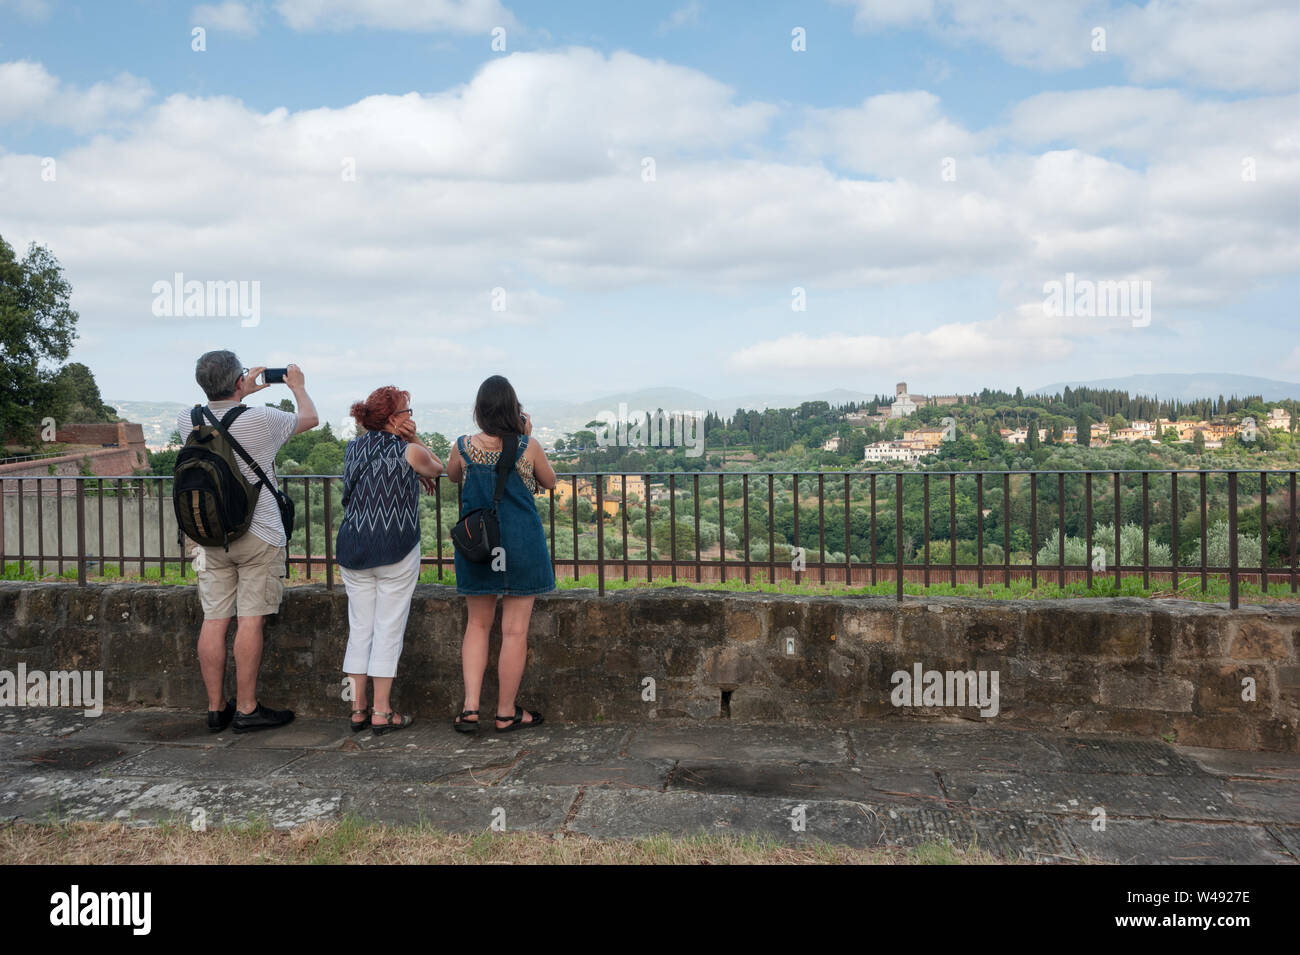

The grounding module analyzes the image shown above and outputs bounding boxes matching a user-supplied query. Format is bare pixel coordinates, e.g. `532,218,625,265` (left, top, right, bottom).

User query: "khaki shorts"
197,533,286,619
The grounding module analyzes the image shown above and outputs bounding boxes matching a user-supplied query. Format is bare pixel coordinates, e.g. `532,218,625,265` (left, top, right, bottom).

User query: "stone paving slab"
219,718,352,751
73,709,233,748
945,771,1246,821
0,709,101,738
849,724,1067,774
1051,737,1204,776
1,708,1296,862
110,746,305,780
625,722,848,764
569,790,888,848
503,756,674,790
669,761,947,807
0,772,340,828
969,811,1079,863
347,723,528,759
339,784,578,830
1063,819,1294,864
271,750,519,786
1177,746,1300,780
1,736,143,774
1266,825,1300,858
1223,779,1300,824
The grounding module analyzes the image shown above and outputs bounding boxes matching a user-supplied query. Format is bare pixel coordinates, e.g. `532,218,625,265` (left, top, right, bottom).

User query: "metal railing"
1,469,1296,609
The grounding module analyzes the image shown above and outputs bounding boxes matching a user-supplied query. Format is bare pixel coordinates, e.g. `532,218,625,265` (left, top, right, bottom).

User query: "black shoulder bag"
450,434,518,563
202,407,296,569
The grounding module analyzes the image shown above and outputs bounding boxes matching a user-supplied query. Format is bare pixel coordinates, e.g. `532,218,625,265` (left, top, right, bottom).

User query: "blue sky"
1,0,1297,429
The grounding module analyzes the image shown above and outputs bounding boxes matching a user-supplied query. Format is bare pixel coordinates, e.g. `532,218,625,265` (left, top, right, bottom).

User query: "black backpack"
450,434,517,563
173,406,294,550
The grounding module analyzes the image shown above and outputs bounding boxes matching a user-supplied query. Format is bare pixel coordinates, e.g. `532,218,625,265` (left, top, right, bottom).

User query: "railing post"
1085,472,1093,591
324,477,334,591
1170,472,1179,591
1003,472,1011,589
1113,471,1121,591
895,473,903,601
1261,470,1268,594
595,476,605,596
1228,470,1239,609
76,479,86,586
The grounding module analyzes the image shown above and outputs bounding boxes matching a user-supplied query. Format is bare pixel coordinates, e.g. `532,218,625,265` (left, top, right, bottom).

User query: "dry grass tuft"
0,816,1015,865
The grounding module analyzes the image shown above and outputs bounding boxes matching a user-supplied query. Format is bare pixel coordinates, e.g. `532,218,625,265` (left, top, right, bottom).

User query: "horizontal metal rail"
1,469,1295,609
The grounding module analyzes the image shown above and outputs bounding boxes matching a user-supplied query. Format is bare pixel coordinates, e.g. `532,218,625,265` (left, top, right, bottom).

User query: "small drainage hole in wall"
720,689,733,718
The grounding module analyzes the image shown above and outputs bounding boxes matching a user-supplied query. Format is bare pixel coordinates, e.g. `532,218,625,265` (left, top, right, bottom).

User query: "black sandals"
494,705,543,733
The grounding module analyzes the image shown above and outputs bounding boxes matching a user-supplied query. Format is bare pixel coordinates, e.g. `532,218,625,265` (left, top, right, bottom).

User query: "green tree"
0,235,80,442
304,440,344,475
1075,411,1092,448
420,431,451,460
52,362,116,422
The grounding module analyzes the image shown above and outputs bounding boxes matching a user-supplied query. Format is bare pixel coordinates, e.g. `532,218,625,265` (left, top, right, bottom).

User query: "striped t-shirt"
178,401,298,546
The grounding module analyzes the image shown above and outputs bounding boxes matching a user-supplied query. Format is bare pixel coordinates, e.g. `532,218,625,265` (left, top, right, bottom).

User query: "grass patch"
548,571,1296,604
4,560,1294,606
0,816,1013,865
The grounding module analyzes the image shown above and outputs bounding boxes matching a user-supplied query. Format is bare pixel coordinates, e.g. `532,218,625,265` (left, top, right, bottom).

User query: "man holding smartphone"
179,350,319,733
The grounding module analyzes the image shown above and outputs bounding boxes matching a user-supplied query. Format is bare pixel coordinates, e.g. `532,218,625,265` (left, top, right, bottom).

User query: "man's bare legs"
198,615,265,714
198,618,231,711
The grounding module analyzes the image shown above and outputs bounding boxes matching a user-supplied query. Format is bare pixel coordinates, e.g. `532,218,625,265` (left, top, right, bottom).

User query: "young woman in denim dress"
446,375,556,733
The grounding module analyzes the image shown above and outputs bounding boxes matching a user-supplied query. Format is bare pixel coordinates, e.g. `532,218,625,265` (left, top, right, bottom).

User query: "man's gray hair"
195,350,243,401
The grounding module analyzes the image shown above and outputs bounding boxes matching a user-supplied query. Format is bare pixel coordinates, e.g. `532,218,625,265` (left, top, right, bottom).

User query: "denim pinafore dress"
453,434,555,595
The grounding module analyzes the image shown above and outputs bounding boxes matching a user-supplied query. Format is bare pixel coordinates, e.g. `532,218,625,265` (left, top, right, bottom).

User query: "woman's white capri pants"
340,543,422,679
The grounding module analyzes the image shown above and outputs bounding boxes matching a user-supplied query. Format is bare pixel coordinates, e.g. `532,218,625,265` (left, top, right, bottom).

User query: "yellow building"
903,427,946,449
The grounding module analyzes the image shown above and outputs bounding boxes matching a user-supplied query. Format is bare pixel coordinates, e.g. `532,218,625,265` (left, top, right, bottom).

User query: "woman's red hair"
350,386,409,433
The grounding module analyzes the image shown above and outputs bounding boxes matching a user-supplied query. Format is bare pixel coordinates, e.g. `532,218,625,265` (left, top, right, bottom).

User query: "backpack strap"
200,406,286,507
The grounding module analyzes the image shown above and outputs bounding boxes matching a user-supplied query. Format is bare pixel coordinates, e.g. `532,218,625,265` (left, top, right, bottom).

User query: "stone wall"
0,582,1295,751
0,445,148,479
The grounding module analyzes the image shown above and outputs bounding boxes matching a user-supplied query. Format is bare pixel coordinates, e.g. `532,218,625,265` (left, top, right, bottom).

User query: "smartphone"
263,368,288,384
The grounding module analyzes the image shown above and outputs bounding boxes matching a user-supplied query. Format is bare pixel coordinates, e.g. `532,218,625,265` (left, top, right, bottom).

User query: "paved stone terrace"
1,707,1297,863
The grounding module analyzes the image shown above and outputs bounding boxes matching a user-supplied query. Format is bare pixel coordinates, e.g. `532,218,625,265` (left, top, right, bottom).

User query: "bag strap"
201,406,286,506
490,434,518,511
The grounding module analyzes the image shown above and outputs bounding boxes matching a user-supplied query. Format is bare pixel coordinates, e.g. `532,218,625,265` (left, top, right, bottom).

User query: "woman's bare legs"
459,595,497,725
496,595,536,726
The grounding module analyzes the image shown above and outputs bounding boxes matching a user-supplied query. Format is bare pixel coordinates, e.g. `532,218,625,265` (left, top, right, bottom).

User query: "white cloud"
274,0,515,33
831,0,1300,91
0,0,51,21
793,90,988,178
1,50,1295,403
728,305,1078,376
0,61,152,131
192,1,261,34
657,1,701,34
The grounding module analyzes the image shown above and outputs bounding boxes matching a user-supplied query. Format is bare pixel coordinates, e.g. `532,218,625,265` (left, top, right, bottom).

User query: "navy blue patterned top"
335,430,420,570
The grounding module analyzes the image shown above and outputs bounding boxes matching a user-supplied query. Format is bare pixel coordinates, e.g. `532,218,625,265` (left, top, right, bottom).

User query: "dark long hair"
474,375,526,437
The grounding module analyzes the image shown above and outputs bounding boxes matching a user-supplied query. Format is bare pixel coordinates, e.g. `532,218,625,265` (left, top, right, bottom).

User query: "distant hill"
1029,374,1300,404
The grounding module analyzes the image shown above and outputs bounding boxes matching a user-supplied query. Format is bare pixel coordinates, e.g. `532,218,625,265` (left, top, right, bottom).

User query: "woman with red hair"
336,385,443,735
